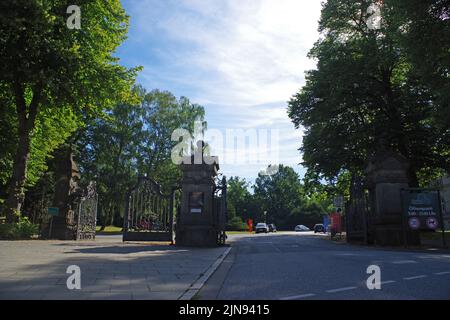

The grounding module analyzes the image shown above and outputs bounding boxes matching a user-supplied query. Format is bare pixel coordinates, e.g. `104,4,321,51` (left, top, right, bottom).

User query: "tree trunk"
5,130,31,223
4,82,41,223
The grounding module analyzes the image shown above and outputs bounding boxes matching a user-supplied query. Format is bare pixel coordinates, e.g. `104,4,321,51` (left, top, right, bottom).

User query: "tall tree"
77,87,205,226
227,177,252,220
0,0,139,222
288,0,449,186
138,90,205,178
253,165,305,227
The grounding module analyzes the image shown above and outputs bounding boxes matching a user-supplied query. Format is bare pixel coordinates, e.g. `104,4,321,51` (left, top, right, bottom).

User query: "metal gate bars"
123,176,179,242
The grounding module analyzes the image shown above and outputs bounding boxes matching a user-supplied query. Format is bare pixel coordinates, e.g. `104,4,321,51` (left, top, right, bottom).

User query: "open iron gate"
123,176,180,242
345,175,371,244
75,181,98,240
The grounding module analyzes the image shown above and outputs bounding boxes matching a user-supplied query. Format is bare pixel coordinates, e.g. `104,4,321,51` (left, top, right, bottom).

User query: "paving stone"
0,239,228,300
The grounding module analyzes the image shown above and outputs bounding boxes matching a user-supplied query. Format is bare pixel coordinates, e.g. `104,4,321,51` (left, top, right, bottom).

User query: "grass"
95,225,123,235
226,231,252,235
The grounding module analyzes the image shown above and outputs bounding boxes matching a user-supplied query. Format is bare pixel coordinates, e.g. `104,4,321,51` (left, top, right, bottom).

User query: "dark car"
268,224,277,232
313,224,326,233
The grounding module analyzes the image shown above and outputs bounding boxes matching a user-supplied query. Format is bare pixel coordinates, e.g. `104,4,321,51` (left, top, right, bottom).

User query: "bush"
0,217,39,240
227,216,246,231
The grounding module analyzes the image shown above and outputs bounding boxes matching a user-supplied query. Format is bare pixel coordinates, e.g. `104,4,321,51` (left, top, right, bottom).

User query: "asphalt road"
198,232,450,300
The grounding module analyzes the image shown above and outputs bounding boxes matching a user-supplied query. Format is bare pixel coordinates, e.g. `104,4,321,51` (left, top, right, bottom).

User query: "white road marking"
280,293,316,300
326,286,357,293
434,271,450,276
271,244,282,253
392,260,417,264
403,275,427,280
374,280,396,286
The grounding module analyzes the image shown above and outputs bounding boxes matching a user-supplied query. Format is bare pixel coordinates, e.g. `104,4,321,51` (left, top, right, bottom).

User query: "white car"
295,225,310,232
255,223,269,233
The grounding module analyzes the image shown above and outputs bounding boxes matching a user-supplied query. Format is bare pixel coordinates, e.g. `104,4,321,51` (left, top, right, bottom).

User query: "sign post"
333,195,344,212
437,191,447,248
401,189,446,248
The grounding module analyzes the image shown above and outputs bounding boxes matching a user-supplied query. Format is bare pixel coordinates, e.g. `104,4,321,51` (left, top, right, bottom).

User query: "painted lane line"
280,293,316,300
403,275,427,280
392,260,417,264
433,271,450,276
326,286,357,293
373,280,396,286
271,244,282,253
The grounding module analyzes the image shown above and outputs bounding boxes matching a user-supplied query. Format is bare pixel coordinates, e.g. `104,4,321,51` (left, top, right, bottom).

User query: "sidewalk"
0,237,229,300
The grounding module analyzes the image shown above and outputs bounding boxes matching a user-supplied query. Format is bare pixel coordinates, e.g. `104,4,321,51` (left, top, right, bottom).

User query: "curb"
179,247,232,300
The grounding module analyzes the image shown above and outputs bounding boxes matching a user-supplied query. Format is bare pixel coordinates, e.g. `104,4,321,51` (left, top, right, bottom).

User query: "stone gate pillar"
176,142,220,247
366,148,420,246
47,147,81,240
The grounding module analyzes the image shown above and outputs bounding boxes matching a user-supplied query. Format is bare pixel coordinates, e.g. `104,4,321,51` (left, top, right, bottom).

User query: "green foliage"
0,216,38,239
0,90,16,187
27,107,81,187
227,216,246,231
0,0,140,218
288,0,450,186
287,204,326,230
0,97,81,191
137,89,205,177
77,87,205,226
227,177,252,220
253,165,305,227
227,166,329,230
0,0,140,111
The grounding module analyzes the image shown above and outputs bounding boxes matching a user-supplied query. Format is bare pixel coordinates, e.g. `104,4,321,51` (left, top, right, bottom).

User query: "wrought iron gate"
123,176,179,242
75,181,98,240
345,175,370,244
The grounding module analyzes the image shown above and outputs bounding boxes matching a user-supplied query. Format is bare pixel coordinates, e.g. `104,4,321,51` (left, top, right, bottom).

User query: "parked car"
268,224,277,232
294,225,310,232
313,224,326,233
255,223,269,233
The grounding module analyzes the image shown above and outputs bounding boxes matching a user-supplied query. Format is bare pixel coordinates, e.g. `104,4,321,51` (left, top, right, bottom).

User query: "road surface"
198,232,450,300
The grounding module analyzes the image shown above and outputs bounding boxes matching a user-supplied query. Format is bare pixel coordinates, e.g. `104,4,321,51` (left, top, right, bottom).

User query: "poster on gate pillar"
402,189,442,231
330,213,342,233
247,219,253,233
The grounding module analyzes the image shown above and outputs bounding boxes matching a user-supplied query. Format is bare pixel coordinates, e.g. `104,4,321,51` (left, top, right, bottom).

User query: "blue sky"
115,0,323,182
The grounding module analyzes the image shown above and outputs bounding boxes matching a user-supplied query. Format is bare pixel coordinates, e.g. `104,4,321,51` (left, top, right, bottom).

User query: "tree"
288,0,449,187
137,90,205,179
391,0,450,129
227,177,252,220
0,0,139,222
253,165,305,228
77,93,143,227
77,87,205,226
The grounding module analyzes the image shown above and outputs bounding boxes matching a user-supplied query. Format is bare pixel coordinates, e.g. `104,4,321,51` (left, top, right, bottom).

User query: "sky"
116,0,323,183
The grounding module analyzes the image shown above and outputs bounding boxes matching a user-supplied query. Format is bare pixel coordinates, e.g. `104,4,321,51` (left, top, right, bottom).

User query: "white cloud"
121,0,322,180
